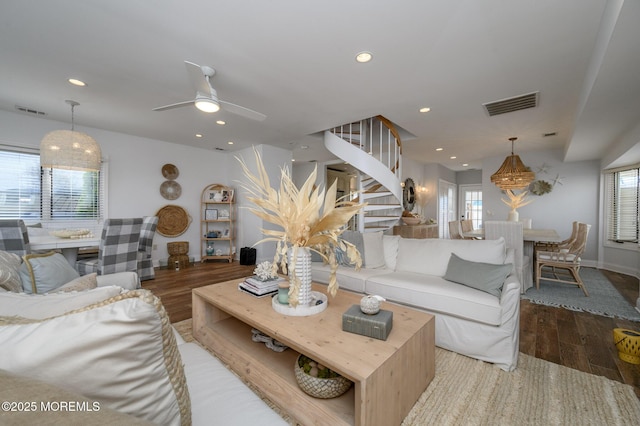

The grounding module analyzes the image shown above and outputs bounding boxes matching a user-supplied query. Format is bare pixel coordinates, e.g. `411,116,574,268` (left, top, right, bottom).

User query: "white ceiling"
1,0,639,171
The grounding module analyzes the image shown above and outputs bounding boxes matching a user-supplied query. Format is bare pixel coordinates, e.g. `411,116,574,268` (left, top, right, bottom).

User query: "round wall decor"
161,163,179,180
160,180,182,200
155,205,191,237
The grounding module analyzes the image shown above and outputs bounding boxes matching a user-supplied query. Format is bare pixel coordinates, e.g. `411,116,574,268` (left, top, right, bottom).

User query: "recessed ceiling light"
355,51,372,63
419,107,431,113
292,158,296,162
450,156,457,159
436,148,444,152
300,145,309,150
216,120,226,125
195,134,203,138
68,78,86,87
227,141,234,145
462,163,469,167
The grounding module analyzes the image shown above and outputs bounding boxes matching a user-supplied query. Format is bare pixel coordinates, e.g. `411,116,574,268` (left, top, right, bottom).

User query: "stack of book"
238,276,285,297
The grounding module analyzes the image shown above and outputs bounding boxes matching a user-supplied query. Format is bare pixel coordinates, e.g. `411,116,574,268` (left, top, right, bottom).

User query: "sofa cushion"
19,251,81,294
311,262,391,293
0,290,191,425
362,231,386,268
382,235,401,270
338,230,365,267
0,285,123,319
0,369,154,425
443,253,512,298
395,237,506,277
365,271,503,325
0,250,22,293
178,342,288,425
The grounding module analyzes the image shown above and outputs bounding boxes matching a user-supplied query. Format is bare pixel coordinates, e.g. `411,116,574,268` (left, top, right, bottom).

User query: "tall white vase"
507,209,519,222
287,246,313,306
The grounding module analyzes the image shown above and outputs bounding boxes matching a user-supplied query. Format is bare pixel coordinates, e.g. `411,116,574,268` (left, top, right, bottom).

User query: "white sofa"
312,233,521,371
0,253,287,425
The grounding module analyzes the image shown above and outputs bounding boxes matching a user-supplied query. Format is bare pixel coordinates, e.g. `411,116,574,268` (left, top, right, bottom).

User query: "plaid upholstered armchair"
137,216,158,281
76,218,143,280
0,219,31,256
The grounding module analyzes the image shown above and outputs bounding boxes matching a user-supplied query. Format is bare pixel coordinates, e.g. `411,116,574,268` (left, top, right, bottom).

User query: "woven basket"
294,355,352,399
613,328,640,364
167,241,189,255
156,205,191,237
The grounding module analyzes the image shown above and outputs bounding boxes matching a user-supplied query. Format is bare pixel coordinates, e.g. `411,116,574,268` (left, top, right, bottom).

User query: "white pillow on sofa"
0,250,22,293
382,235,401,270
0,285,122,319
0,290,191,425
362,231,386,268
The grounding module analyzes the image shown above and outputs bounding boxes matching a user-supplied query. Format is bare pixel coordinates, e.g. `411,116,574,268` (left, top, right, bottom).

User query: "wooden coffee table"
193,279,435,426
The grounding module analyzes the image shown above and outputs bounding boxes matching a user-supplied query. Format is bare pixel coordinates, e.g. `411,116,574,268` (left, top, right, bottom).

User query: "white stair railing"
324,116,403,232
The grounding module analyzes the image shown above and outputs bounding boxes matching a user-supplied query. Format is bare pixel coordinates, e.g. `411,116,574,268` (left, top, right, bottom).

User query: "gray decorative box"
342,304,393,341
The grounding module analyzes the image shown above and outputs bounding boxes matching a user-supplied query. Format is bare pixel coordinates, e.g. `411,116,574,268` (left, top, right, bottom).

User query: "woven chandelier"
40,100,102,171
490,137,535,190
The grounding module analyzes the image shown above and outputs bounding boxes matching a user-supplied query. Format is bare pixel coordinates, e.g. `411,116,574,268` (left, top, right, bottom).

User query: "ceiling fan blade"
184,60,211,96
219,100,267,122
152,100,194,111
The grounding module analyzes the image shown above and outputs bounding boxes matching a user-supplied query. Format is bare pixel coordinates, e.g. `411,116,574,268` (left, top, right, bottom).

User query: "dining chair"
448,220,463,239
535,222,591,296
137,216,158,281
0,219,31,256
460,219,479,239
76,218,143,279
484,220,529,293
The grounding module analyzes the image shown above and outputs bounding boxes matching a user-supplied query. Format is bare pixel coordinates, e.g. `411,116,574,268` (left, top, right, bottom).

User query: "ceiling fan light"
195,96,220,113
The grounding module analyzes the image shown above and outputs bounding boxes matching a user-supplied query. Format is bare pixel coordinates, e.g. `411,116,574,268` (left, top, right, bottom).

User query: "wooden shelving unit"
201,183,235,263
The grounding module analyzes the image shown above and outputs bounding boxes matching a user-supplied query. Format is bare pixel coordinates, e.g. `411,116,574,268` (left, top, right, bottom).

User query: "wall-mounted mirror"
403,178,416,211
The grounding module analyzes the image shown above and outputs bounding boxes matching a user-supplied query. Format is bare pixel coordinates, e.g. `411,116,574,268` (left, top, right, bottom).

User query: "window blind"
605,167,639,243
0,147,105,222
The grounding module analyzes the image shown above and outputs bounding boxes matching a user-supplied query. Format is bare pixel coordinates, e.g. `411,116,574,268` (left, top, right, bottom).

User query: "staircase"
324,116,403,232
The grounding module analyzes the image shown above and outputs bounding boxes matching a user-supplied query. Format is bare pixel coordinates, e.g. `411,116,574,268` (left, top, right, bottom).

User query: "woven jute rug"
174,319,640,425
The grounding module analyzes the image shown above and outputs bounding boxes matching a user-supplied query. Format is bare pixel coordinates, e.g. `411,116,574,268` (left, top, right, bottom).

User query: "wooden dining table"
29,235,100,267
461,228,562,292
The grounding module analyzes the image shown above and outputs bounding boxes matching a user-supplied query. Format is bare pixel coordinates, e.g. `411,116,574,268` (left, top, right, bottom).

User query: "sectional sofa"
312,232,521,371
0,251,287,425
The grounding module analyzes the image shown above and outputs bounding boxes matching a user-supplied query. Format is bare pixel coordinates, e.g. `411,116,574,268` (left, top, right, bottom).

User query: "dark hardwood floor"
143,262,640,398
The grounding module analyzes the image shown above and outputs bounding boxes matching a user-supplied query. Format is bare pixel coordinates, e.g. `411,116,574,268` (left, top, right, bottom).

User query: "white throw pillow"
382,235,401,270
0,250,22,293
0,285,122,319
54,273,98,293
362,231,386,269
0,290,191,425
19,252,80,294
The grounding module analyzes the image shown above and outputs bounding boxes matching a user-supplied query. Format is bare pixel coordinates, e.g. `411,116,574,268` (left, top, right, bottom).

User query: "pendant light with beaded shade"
40,100,102,171
490,137,535,190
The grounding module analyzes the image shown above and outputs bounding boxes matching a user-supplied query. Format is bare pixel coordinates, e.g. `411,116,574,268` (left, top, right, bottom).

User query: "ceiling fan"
153,61,266,122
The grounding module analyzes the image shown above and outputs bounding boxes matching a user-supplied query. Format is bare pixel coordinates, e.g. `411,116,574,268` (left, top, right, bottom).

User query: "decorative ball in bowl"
294,355,352,399
401,216,420,225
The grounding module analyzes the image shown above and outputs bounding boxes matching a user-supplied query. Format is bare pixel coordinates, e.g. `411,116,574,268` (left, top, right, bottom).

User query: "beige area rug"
173,319,640,425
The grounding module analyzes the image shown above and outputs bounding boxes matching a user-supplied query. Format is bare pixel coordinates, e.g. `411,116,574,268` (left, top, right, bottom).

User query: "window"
605,166,639,244
459,184,483,230
0,147,104,222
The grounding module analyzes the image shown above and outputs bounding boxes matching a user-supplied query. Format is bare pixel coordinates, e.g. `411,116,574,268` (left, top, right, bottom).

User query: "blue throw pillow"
443,253,512,298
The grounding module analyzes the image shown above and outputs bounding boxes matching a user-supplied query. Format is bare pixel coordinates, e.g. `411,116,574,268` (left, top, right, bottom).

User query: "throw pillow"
19,251,80,294
0,285,123,319
0,290,191,425
0,250,23,293
382,235,401,270
443,253,512,298
54,273,98,293
362,231,386,269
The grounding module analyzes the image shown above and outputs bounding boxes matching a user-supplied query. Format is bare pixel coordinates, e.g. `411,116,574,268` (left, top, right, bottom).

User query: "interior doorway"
459,184,483,230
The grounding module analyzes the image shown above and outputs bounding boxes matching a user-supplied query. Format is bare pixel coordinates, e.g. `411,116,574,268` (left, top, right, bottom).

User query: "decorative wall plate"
161,163,179,180
530,180,553,196
160,180,182,200
155,205,191,237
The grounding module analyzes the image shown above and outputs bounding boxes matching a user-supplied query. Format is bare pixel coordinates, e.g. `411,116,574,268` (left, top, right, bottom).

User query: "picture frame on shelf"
223,229,230,237
205,209,218,220
204,189,217,202
222,189,234,202
219,209,229,219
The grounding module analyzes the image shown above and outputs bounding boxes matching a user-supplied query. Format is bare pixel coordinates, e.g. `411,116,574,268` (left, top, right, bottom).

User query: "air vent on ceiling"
214,147,225,151
15,105,46,116
483,92,539,117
